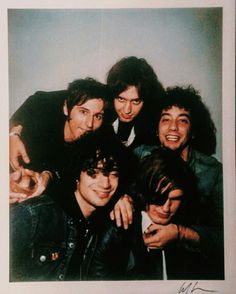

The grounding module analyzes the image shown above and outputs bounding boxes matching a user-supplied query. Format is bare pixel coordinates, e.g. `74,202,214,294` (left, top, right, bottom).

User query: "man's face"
76,162,119,215
158,106,191,153
147,188,183,225
64,98,104,142
114,86,144,123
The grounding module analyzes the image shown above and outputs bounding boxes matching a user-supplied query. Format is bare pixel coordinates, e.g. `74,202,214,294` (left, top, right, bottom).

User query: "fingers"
10,157,21,171
113,205,122,228
112,195,134,229
21,149,30,164
110,210,115,221
10,191,28,204
10,170,22,182
144,223,160,234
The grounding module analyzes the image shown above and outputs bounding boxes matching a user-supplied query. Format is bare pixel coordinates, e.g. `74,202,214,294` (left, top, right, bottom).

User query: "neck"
181,145,189,161
64,121,74,142
74,190,95,219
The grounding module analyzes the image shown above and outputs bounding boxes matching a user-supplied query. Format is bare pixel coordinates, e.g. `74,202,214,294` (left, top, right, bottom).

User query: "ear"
63,101,68,116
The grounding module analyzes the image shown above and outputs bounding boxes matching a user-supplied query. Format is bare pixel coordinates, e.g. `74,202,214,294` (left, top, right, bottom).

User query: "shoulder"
27,90,68,106
133,144,158,159
189,149,222,171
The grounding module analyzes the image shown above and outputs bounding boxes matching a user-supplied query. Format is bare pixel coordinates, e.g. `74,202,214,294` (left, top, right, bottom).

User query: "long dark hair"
107,56,165,145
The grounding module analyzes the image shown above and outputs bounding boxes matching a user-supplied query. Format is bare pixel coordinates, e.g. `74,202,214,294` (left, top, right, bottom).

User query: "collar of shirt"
112,118,136,147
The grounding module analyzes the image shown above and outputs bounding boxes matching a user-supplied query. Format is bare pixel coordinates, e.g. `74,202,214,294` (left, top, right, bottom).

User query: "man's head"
137,148,196,225
63,78,110,142
65,129,131,217
107,56,164,126
157,86,216,157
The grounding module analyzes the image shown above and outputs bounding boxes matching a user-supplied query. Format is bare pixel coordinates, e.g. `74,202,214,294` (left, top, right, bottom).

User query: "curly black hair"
62,127,136,198
157,85,217,155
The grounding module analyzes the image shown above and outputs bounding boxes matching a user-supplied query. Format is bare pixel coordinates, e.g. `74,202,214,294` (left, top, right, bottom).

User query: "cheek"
171,202,181,214
114,101,121,112
158,124,166,138
93,119,103,129
110,178,119,191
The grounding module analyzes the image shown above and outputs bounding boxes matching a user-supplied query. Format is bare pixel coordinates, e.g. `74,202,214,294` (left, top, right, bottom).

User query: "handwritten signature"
177,282,217,294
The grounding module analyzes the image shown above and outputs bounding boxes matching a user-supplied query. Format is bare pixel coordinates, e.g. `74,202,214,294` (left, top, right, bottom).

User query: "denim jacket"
10,194,129,281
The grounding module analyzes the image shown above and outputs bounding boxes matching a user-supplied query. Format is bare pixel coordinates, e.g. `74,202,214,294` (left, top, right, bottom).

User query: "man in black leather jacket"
10,130,132,281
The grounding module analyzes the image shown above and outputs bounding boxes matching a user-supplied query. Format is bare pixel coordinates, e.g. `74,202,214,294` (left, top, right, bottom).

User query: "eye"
179,118,190,124
94,113,104,121
79,109,88,115
116,97,125,102
132,99,142,105
161,117,170,123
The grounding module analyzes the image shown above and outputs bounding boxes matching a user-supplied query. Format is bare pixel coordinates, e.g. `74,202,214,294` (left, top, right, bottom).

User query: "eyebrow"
77,105,104,114
161,112,190,119
117,95,141,101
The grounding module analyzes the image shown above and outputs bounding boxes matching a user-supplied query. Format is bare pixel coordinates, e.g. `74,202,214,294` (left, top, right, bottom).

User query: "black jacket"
10,193,130,281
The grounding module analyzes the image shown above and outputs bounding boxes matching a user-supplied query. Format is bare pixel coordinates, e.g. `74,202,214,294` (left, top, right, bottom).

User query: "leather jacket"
10,194,130,281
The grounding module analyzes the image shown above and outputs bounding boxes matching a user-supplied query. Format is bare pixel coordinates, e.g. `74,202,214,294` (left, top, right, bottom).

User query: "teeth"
166,135,179,141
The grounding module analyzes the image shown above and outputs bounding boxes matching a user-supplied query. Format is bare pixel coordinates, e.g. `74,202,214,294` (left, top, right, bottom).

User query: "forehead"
118,85,139,99
77,98,104,111
161,106,190,116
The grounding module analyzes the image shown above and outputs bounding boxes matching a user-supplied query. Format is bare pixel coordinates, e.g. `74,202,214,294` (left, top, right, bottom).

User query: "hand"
143,223,178,249
110,194,133,229
9,126,30,170
10,169,51,204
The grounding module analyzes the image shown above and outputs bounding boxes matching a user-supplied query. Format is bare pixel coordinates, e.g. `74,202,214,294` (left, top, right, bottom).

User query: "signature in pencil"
177,282,217,294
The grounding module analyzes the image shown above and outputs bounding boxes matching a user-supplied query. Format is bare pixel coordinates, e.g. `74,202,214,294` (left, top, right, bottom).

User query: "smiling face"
63,98,104,142
147,188,183,225
114,86,144,123
75,162,119,218
158,106,191,159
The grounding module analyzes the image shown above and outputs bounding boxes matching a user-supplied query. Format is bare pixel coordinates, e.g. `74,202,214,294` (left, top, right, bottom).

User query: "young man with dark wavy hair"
134,85,224,279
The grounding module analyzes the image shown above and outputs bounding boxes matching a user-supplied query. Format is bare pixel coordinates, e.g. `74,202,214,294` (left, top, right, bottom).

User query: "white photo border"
0,0,235,293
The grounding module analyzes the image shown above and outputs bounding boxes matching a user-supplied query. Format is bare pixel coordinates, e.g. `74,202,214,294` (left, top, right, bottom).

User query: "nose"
162,199,170,213
123,101,132,114
169,119,177,131
85,115,94,129
99,174,111,189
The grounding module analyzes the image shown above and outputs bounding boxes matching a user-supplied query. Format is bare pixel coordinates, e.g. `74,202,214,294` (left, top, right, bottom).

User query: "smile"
95,191,111,198
166,135,179,141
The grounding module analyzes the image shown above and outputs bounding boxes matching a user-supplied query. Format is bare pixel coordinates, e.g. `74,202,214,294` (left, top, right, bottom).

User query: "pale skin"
143,188,183,249
143,106,200,249
75,165,119,219
114,86,144,123
9,99,133,228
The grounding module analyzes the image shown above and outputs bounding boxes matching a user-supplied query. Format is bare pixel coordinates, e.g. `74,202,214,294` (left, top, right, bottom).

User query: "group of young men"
9,56,224,281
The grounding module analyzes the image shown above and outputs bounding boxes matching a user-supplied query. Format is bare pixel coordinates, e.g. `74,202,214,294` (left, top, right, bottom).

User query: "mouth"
165,135,180,142
120,113,133,120
95,190,111,199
